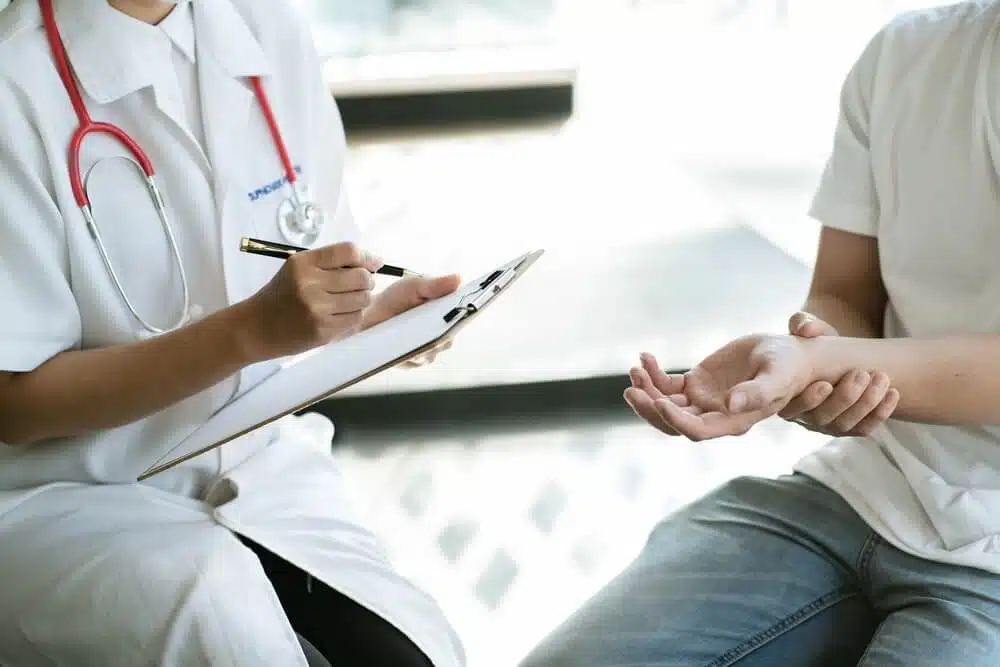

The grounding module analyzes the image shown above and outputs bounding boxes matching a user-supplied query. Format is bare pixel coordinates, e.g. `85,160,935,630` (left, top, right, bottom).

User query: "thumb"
788,311,838,338
727,369,792,414
416,274,462,300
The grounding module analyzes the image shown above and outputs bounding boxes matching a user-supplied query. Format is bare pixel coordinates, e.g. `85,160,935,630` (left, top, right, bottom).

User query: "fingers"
804,369,871,426
629,367,688,406
788,311,839,338
624,387,681,436
400,340,453,369
824,371,889,432
779,381,834,420
321,289,372,317
652,397,763,441
311,242,383,272
320,267,375,294
639,353,686,397
416,274,462,300
629,366,661,399
323,310,366,336
850,388,900,435
788,370,899,437
727,375,790,415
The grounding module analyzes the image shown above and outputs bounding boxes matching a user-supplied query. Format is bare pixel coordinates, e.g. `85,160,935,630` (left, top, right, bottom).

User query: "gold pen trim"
241,237,287,253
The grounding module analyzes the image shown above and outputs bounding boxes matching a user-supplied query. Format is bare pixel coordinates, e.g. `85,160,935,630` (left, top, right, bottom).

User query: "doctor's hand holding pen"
0,240,458,446
237,241,461,364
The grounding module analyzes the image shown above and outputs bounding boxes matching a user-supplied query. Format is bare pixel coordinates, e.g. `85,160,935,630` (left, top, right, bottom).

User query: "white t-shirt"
795,1,1000,573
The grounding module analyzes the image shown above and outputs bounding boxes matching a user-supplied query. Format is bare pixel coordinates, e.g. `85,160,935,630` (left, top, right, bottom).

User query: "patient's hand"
625,334,814,441
779,312,899,436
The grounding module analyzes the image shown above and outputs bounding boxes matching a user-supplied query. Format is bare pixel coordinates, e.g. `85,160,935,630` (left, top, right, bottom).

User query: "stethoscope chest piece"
277,187,324,247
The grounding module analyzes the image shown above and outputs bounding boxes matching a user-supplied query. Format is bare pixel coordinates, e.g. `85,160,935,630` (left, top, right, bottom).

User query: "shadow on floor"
318,374,642,448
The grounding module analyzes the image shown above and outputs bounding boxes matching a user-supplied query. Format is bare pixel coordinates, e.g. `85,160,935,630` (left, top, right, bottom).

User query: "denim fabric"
520,474,1000,667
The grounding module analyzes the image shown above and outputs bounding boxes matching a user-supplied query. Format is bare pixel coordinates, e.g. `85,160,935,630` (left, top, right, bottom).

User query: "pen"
239,237,421,278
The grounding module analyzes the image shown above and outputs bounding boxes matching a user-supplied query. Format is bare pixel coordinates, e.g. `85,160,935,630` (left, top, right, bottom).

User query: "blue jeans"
520,474,1000,667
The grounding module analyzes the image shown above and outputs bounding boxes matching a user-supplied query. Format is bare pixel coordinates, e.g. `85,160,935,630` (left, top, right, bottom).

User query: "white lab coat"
0,1,465,665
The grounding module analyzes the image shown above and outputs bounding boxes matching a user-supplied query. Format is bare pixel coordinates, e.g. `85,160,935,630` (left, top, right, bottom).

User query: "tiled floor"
330,412,829,667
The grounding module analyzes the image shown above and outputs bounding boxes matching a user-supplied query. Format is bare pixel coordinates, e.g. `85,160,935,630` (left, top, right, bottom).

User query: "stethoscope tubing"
38,0,307,335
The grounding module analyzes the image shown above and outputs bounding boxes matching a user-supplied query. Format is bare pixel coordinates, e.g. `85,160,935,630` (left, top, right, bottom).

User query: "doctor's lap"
0,1,463,665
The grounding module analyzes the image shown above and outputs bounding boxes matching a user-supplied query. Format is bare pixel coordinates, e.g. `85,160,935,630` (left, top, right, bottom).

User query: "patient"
521,5,1000,666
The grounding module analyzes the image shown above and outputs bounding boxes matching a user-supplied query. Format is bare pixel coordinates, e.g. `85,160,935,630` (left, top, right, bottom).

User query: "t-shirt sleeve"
809,28,889,238
0,92,82,372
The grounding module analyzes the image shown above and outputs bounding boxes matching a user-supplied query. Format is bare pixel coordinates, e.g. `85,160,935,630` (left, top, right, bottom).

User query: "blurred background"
286,2,938,665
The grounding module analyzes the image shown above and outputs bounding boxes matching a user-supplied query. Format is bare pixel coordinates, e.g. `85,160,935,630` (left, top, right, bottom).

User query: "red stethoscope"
39,0,324,335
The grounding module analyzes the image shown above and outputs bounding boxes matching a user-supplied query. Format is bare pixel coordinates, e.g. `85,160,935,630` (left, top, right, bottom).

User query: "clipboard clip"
443,264,519,324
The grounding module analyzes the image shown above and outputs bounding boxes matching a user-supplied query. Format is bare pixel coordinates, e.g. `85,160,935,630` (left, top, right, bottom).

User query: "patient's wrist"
800,335,853,384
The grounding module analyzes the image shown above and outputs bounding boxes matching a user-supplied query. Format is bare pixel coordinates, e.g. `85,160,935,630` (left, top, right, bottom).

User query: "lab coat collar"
53,0,173,105
159,1,196,64
51,0,270,106
191,0,271,79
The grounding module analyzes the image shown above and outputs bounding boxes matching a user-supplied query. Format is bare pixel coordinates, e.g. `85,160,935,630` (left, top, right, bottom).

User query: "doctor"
0,0,465,665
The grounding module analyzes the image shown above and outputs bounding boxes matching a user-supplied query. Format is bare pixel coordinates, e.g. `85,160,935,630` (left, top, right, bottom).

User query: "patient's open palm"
625,335,813,441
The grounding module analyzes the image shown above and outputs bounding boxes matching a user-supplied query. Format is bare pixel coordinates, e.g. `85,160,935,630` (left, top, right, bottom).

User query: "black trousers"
240,536,434,667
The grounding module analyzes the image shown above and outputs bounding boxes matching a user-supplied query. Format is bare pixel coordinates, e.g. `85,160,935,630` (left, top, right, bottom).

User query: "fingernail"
855,371,869,386
729,392,747,412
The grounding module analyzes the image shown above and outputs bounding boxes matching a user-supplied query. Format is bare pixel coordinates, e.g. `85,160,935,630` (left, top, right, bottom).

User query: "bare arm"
0,302,262,445
0,243,382,446
800,226,887,339
805,334,1000,425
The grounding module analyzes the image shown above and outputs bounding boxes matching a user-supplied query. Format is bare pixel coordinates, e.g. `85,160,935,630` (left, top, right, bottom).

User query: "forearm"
805,334,1000,425
0,302,263,445
802,293,883,339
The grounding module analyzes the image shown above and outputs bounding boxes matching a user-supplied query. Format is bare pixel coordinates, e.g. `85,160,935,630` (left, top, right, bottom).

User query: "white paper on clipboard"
138,249,545,480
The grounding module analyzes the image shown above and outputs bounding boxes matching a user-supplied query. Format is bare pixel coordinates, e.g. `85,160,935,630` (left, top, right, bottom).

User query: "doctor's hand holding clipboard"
239,239,462,369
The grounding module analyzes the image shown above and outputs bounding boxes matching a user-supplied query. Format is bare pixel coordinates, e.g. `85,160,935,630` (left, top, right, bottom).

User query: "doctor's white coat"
0,1,465,665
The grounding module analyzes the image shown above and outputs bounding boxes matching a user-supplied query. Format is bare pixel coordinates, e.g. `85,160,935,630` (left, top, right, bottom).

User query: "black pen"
239,237,421,278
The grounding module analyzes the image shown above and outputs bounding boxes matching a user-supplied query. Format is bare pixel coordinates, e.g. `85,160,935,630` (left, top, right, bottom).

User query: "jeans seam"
705,587,858,667
856,532,881,588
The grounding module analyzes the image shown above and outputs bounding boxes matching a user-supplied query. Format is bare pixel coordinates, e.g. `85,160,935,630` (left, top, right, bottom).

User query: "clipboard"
138,249,545,480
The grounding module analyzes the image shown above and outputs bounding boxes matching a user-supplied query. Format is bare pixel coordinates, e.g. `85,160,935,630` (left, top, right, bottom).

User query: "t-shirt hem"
808,196,878,238
794,452,1000,576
